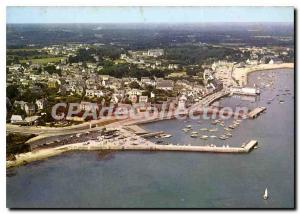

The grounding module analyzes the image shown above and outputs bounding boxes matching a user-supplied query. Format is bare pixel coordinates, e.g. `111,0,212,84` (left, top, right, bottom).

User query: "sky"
6,6,294,24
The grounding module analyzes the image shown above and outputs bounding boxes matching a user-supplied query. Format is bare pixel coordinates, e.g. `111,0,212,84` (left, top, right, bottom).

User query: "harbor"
7,68,294,208
7,125,258,168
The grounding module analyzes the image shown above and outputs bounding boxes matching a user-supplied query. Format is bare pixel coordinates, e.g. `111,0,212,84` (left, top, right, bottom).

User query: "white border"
1,0,298,213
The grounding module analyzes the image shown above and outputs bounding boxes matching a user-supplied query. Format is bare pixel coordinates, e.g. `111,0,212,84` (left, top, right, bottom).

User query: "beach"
232,63,294,85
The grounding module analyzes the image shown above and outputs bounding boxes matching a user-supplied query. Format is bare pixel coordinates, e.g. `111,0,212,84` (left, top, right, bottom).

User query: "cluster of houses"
7,58,219,125
7,43,291,126
120,48,180,70
238,46,291,65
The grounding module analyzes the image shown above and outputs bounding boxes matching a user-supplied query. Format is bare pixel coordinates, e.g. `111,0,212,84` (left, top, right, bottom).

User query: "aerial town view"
6,7,294,208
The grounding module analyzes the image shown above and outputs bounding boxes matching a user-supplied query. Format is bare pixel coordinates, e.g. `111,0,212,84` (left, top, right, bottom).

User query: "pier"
244,140,258,152
7,139,258,168
123,125,149,135
248,107,267,119
140,131,164,138
113,140,258,153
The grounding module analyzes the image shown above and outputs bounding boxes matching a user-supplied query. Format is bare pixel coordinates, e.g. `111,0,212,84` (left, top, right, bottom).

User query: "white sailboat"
263,188,268,200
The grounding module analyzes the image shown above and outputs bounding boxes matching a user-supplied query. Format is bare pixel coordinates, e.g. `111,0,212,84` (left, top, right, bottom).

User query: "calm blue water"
7,69,294,208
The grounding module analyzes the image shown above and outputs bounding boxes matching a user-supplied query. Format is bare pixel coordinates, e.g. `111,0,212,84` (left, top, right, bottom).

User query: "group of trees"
6,48,60,65
165,45,246,65
44,65,62,75
97,63,168,79
68,46,124,64
7,133,33,158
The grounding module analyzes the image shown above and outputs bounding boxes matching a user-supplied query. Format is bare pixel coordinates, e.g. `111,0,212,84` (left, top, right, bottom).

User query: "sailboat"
263,188,268,200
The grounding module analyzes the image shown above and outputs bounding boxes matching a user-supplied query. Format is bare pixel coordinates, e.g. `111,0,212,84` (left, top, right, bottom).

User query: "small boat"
263,188,268,200
210,135,217,138
228,125,235,129
241,143,245,148
219,135,227,140
190,133,198,138
200,135,209,140
211,121,218,125
191,131,198,135
200,128,208,131
224,127,230,131
209,128,218,132
182,128,189,132
161,134,172,138
225,132,232,137
279,100,285,104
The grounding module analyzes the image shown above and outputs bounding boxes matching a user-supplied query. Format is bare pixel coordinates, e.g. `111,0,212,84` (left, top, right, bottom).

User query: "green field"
19,57,65,64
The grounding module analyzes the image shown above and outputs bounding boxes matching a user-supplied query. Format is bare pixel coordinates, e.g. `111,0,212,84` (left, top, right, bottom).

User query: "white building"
147,49,164,57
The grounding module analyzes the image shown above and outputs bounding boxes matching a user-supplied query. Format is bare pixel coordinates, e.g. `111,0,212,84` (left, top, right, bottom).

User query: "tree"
129,81,141,89
44,65,61,76
6,85,20,100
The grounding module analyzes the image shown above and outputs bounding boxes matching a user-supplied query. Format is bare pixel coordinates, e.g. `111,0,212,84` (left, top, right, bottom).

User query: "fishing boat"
263,188,268,200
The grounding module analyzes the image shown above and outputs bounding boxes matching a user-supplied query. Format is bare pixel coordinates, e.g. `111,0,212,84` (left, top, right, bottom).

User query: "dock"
140,131,164,138
123,125,149,135
248,107,267,119
7,138,258,168
244,140,258,152
65,139,258,154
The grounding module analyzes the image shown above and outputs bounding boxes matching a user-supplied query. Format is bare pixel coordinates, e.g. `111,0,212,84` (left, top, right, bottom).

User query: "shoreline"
7,65,293,169
232,63,294,86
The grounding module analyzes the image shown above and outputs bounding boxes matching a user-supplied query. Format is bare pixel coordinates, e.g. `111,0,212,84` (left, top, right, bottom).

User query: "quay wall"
7,140,257,168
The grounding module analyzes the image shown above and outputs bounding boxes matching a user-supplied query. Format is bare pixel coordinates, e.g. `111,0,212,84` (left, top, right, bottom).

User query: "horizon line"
6,21,294,24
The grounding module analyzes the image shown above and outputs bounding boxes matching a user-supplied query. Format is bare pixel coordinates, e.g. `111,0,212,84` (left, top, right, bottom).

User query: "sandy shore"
232,63,294,86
